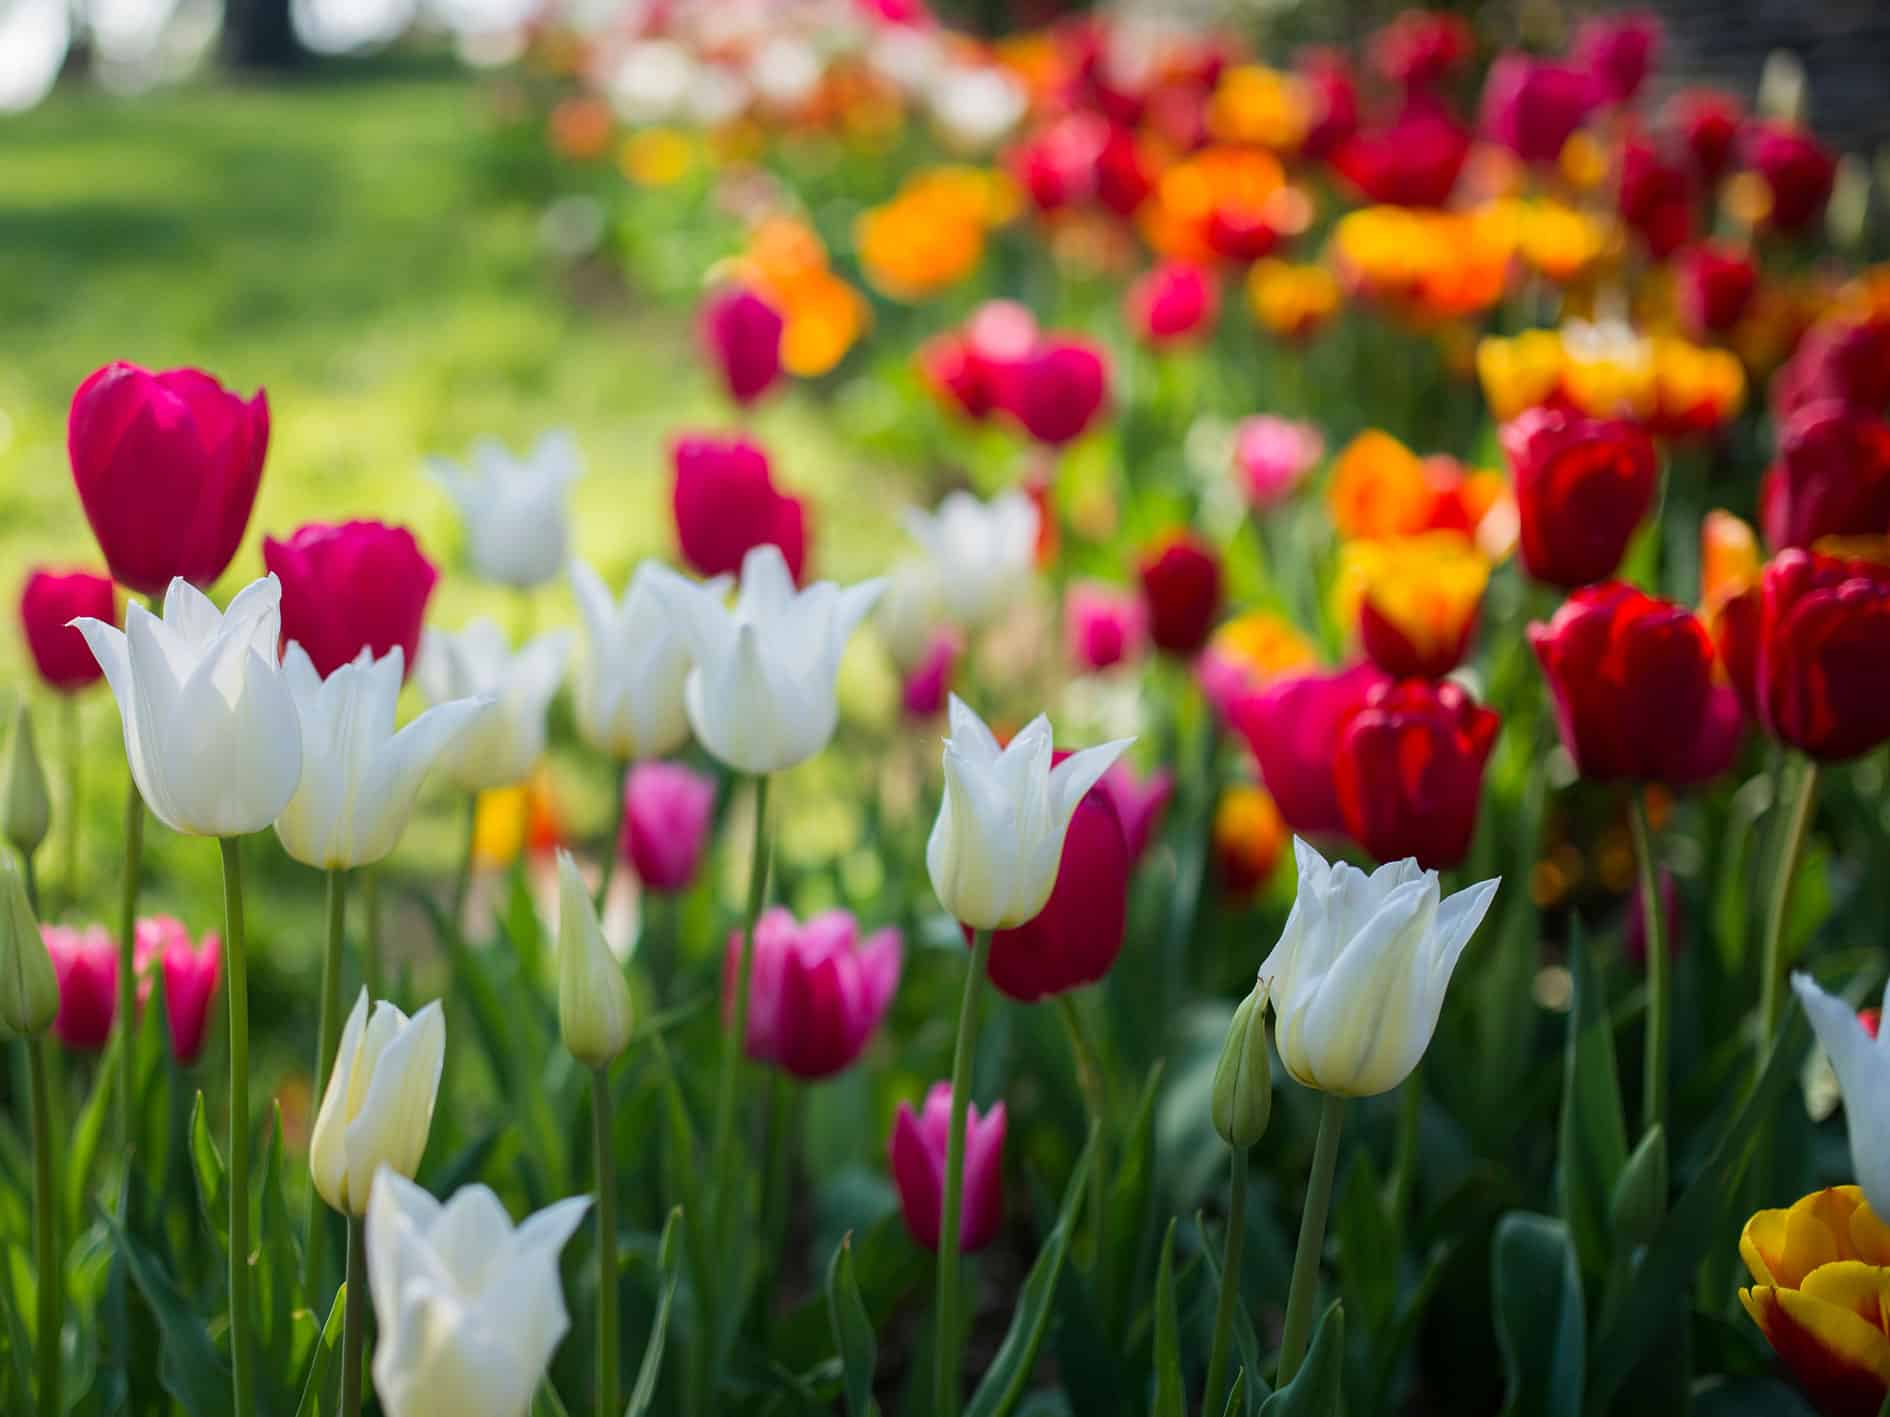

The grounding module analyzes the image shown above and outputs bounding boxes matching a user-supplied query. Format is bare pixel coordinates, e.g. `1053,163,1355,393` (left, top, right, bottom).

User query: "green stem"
305,866,350,1297
1054,994,1109,1268
594,759,628,917
1628,794,1668,1133
1202,1145,1248,1417
361,868,382,1003
1277,1094,1345,1387
593,1065,619,1417
219,837,254,1417
934,928,992,1417
340,1216,365,1417
756,1072,797,1342
115,779,144,1155
28,1035,60,1417
450,791,478,936
1757,757,1820,1043
59,695,80,914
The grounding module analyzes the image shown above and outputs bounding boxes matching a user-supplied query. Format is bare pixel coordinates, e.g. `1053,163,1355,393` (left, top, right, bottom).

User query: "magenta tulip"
263,520,438,679
1064,580,1147,672
1481,54,1598,165
700,283,785,407
43,925,116,1052
134,916,221,1065
995,337,1110,447
1097,761,1174,865
671,432,809,582
20,568,116,693
890,1081,1006,1252
901,631,960,720
620,760,716,894
1232,661,1389,836
724,907,902,1080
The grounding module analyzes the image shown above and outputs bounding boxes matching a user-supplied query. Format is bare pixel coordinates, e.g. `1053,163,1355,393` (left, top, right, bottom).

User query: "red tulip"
1617,136,1695,259
1232,661,1389,836
263,520,438,679
1329,109,1470,207
1481,54,1598,165
1094,124,1155,217
1713,583,1763,720
671,432,808,582
1097,761,1173,866
901,631,960,719
1757,549,1890,761
1008,112,1106,212
995,337,1110,447
1675,243,1758,337
1367,10,1473,91
724,907,902,1080
20,568,115,693
1759,403,1890,551
699,284,785,408
620,760,716,894
134,916,221,1065
1771,319,1890,421
1136,532,1223,657
1666,88,1742,184
1744,121,1836,234
43,925,115,1051
1126,262,1218,346
1333,679,1498,870
890,1082,1006,1252
1504,407,1659,589
1573,11,1661,105
917,334,990,421
1295,48,1358,160
1529,582,1742,785
1064,580,1147,672
68,362,269,595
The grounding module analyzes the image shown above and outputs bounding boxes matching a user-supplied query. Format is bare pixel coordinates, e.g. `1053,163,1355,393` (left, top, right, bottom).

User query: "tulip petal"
1796,973,1890,1221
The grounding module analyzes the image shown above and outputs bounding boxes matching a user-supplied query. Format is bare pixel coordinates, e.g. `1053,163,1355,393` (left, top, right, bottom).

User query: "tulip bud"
889,1081,1007,1252
994,337,1111,448
1,705,50,860
0,859,57,1038
1503,408,1658,591
1480,54,1599,166
309,990,445,1215
723,907,902,1079
1125,262,1219,347
19,568,115,693
556,852,633,1069
1611,1124,1668,1248
699,284,785,408
1137,532,1224,658
1211,979,1272,1148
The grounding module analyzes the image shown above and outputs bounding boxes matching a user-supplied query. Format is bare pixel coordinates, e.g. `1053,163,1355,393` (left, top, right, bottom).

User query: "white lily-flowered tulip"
72,576,302,838
876,557,947,671
926,696,1131,930
275,644,490,869
415,621,572,793
569,559,726,760
555,850,633,1068
367,1169,590,1417
650,544,883,775
903,490,1038,630
1793,972,1890,1219
428,431,579,589
309,990,445,1216
1260,839,1499,1098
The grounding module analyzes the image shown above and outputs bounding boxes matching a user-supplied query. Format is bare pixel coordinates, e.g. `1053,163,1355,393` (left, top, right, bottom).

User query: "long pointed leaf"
826,1232,878,1417
293,1285,347,1417
1258,1302,1345,1416
626,1206,684,1417
1492,1213,1585,1417
1558,923,1627,1280
1151,1218,1183,1417
101,1208,232,1417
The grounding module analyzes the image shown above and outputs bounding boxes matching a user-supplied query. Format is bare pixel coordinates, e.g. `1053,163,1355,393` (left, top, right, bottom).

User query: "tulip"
1137,531,1223,657
367,1171,590,1417
1213,783,1287,897
1503,408,1658,590
1295,48,1357,159
1095,122,1156,214
1617,136,1695,259
1064,580,1147,672
889,1081,1006,1252
670,432,809,583
1097,761,1173,865
1008,111,1105,211
619,760,715,893
904,489,1038,629
309,989,446,1216
428,431,578,590
263,520,438,680
1790,976,1890,1227
1367,10,1471,91
1573,11,1661,104
1336,533,1486,679
1745,121,1836,234
1333,679,1498,871
276,645,488,870
1212,977,1273,1150
20,568,115,693
1662,87,1741,181
1126,261,1218,346
649,544,883,775
555,851,633,1068
570,560,723,761
1773,319,1890,421
67,361,269,596
1233,662,1389,837
722,906,902,1079
994,337,1110,447
1675,243,1758,338
901,631,960,720
916,300,1038,422
1480,54,1598,165
415,622,571,793
1197,611,1320,726
73,575,303,838
1759,404,1890,552
41,923,111,1049
1,705,50,863
1329,109,1470,207
699,283,784,407
1757,550,1890,762
1232,414,1323,508
133,916,221,1065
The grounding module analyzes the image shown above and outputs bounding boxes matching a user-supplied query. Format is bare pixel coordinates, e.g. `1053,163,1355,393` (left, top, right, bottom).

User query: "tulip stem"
1203,1144,1248,1417
934,927,992,1417
59,695,80,914
451,790,477,937
1277,1093,1345,1388
114,779,144,1155
594,760,628,917
361,868,382,1003
340,1215,365,1417
1054,993,1109,1267
305,866,350,1298
592,1064,619,1417
1757,756,1820,1044
28,1035,60,1417
219,836,254,1417
1628,794,1668,1133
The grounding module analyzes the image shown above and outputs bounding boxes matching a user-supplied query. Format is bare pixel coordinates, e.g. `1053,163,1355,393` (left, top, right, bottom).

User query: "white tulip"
1261,839,1499,1098
570,559,726,760
275,645,490,869
930,65,1029,151
428,431,579,589
1793,972,1890,1219
73,576,302,838
555,850,634,1067
649,544,883,775
309,990,445,1215
416,621,572,793
926,696,1131,930
903,490,1038,630
876,557,946,671
367,1169,590,1417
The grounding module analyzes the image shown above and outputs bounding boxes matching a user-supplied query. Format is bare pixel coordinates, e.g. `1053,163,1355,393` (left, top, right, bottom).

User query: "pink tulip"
620,761,716,894
1480,54,1598,165
901,631,960,720
700,284,785,407
1232,415,1324,508
1064,580,1147,672
20,568,116,693
890,1081,1006,1252
671,432,809,583
1126,262,1218,346
263,520,438,679
134,916,221,1064
1232,661,1389,837
1097,761,1174,865
68,362,269,595
724,907,902,1080
43,925,116,1051
996,338,1111,447
1572,12,1661,105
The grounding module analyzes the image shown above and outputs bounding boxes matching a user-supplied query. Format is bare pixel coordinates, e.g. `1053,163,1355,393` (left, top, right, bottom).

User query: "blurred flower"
1477,329,1566,421
1198,611,1320,722
264,521,438,681
1208,64,1310,151
1333,679,1498,870
1065,580,1147,672
1760,404,1890,551
1336,532,1487,677
1703,509,1764,612
1213,783,1286,897
620,760,715,894
548,97,612,162
570,560,724,761
470,771,562,872
1126,261,1218,346
724,906,902,1079
670,432,808,584
20,568,114,693
1757,549,1890,762
417,622,570,794
1142,146,1300,264
1617,135,1695,259
729,217,870,378
555,851,632,1068
133,916,220,1065
1330,110,1471,207
1772,318,1890,420
890,1081,1006,1252
901,631,960,719
428,432,578,590
309,989,445,1215
1648,336,1746,437
1676,243,1759,337
67,361,269,596
1245,261,1341,342
1008,111,1107,212
1234,662,1389,837
1667,88,1743,184
1368,10,1472,92
930,64,1028,150
1328,431,1506,543
1232,415,1323,507
1504,408,1658,590
1098,761,1173,865
857,167,1007,302
1094,123,1156,217
1573,11,1661,104
699,283,784,408
995,336,1111,447
905,489,1038,630
1333,205,1513,323
1745,121,1836,234
1481,54,1597,166
1295,48,1358,160
1137,532,1223,657
1261,838,1499,1096
917,299,1039,423
42,923,113,1050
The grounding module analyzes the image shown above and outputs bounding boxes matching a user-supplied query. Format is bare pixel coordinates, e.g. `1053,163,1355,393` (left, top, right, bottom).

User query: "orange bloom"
1327,432,1509,544
1334,532,1489,678
1209,610,1319,685
1700,510,1761,615
730,217,871,376
1648,335,1746,436
1477,330,1567,421
473,768,564,871
549,97,613,162
1141,146,1304,265
1208,65,1311,152
855,166,1012,302
1246,260,1341,341
1330,206,1512,325
1212,783,1286,897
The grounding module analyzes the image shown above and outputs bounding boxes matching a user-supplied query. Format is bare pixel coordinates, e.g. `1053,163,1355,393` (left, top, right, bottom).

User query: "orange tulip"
1212,784,1286,897
1334,532,1489,677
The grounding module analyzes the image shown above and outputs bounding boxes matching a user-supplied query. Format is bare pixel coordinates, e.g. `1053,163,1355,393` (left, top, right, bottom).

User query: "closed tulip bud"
367,1171,590,1417
1503,408,1658,590
67,362,269,596
571,560,726,760
1137,532,1224,657
1757,550,1890,762
73,576,303,838
1759,404,1890,551
926,696,1130,931
0,863,58,1038
620,760,715,893
1064,580,1147,672
1211,979,1272,1148
1262,839,1499,1097
1334,679,1499,871
20,568,115,693
1745,120,1836,234
428,432,578,590
41,924,114,1049
556,852,633,1068
1369,10,1471,90
133,916,221,1065
1232,662,1389,837
670,433,809,584
1793,974,1890,1224
889,1081,1006,1252
1611,1124,1668,1249
1126,262,1219,346
1667,88,1742,184
416,622,571,793
309,990,446,1215
263,520,439,680
1,705,50,859
1674,243,1758,338
1480,54,1599,166
699,283,785,407
994,337,1110,448
1096,761,1173,865
1573,11,1661,105
903,490,1038,630
1233,415,1323,509
724,906,902,1079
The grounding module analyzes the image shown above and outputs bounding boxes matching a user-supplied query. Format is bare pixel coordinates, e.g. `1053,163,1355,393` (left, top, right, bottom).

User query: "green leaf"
255,1104,315,1410
1557,924,1627,1280
1336,1151,1397,1336
1491,1213,1584,1417
1221,1372,1246,1417
625,1206,684,1417
825,1232,877,1417
531,1380,573,1417
1102,1061,1164,1333
1691,1375,1819,1417
1258,1301,1345,1417
188,1090,228,1253
1151,1218,1183,1417
964,1126,1100,1417
292,1284,346,1417
102,1207,232,1417
63,1034,115,1238
1195,1210,1268,1415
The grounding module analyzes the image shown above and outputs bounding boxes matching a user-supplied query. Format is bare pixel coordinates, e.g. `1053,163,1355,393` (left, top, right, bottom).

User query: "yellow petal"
1852,1203,1890,1268
1769,1284,1890,1409
1743,1208,1792,1287
1801,1261,1890,1333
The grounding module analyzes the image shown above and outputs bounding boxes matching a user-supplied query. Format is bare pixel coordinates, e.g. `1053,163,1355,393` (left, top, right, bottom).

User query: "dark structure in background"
222,0,306,66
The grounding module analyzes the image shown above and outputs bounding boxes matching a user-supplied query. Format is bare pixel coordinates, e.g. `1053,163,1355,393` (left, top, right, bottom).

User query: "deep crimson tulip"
1666,88,1742,184
1771,320,1890,421
620,760,715,893
1232,661,1389,836
1126,263,1218,346
1095,124,1155,217
1759,403,1890,551
1504,407,1659,590
670,432,808,582
1573,11,1661,105
1481,54,1598,165
1097,761,1173,865
1617,136,1694,259
724,907,902,1079
68,362,269,595
1675,243,1758,337
916,334,988,420
1744,121,1836,234
1329,109,1470,207
995,338,1110,447
1333,679,1498,871
1757,549,1890,761
263,520,438,679
134,916,221,1065
1367,10,1473,91
699,284,785,407
1529,582,1742,785
1136,533,1223,657
1295,48,1358,160
43,925,116,1051
1713,582,1763,720
20,568,116,693
889,1082,1005,1252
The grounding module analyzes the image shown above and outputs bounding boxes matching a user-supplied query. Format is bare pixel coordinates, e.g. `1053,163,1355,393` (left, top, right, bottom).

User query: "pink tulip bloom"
264,520,438,679
620,761,716,894
1126,262,1219,346
1233,415,1324,508
995,338,1111,447
724,907,903,1080
901,631,960,720
700,284,785,407
43,925,117,1051
889,1081,1006,1252
1098,762,1175,865
671,432,809,583
1064,580,1147,671
134,916,222,1064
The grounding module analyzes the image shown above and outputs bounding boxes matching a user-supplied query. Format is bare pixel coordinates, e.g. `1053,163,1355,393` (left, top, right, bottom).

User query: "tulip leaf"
964,1124,1100,1417
1491,1213,1585,1417
1258,1301,1345,1416
1151,1217,1183,1417
1557,922,1627,1280
625,1206,684,1417
255,1104,316,1410
1194,1210,1268,1415
1336,1151,1397,1336
1221,1372,1247,1417
189,1090,228,1253
1690,1375,1818,1417
532,1381,574,1417
825,1231,878,1417
63,1033,115,1237
292,1284,346,1417
1103,1061,1165,1336
101,1205,232,1417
